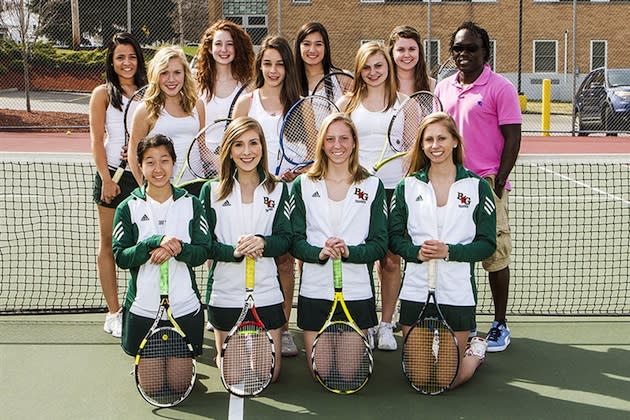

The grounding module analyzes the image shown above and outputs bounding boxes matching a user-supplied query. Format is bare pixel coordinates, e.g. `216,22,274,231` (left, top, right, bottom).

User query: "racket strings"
222,325,274,396
186,122,226,179
403,319,459,395
281,98,337,166
136,328,195,406
388,93,443,153
313,324,372,393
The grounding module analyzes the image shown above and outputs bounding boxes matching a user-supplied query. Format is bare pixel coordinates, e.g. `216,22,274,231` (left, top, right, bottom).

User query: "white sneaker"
281,330,299,357
206,321,214,332
104,310,122,338
366,326,377,350
377,322,397,351
466,337,488,361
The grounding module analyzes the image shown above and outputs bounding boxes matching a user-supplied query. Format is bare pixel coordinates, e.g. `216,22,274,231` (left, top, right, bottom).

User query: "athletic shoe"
206,321,214,332
468,327,478,339
377,322,397,351
486,320,511,352
366,326,377,351
465,337,488,361
104,310,122,338
281,330,299,357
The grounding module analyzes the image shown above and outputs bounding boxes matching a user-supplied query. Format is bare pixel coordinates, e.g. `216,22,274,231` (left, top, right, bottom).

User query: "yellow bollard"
541,79,551,136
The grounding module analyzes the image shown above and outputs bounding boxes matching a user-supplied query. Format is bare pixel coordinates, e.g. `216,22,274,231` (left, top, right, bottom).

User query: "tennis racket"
112,85,148,183
220,256,275,397
276,95,339,175
227,79,256,118
312,259,373,394
135,261,196,407
436,56,457,82
174,118,231,191
373,91,443,174
401,259,459,395
312,71,354,103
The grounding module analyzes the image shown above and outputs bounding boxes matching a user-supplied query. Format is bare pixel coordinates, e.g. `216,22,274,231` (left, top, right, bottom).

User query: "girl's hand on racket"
418,239,448,261
319,237,349,260
234,234,265,259
100,178,121,204
149,247,172,264
279,169,299,183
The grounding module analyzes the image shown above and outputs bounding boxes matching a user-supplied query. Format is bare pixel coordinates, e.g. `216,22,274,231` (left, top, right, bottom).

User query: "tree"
0,0,48,111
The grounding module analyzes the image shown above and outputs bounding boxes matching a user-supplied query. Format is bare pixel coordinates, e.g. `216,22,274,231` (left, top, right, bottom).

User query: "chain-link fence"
1,0,629,135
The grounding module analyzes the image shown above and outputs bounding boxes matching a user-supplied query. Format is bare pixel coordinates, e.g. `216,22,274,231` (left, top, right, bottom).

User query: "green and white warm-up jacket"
290,174,388,301
199,174,292,308
389,165,496,307
112,186,211,318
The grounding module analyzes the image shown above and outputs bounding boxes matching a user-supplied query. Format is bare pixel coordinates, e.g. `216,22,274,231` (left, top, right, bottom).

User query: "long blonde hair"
307,112,370,183
345,41,398,114
145,46,198,129
406,112,465,176
217,117,277,200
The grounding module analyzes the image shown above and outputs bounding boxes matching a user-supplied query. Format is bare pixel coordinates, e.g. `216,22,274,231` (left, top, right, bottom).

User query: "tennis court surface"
1,137,629,418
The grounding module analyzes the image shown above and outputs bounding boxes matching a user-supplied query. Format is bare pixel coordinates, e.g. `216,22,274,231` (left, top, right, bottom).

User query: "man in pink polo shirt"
435,21,522,352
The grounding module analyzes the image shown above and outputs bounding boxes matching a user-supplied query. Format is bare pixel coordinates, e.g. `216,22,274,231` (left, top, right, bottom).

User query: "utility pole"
70,0,80,49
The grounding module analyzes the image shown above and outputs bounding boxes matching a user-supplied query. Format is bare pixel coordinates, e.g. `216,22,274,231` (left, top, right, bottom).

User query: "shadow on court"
2,315,629,419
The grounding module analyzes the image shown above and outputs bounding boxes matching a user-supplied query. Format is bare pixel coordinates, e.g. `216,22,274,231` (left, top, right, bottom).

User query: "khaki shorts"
482,176,512,272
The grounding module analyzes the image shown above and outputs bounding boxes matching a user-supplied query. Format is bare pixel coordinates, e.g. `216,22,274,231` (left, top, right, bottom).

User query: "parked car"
574,67,630,135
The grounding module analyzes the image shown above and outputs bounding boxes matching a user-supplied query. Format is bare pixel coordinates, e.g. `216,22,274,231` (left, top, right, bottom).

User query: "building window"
225,15,268,45
533,40,557,73
488,39,496,71
292,0,311,3
424,39,440,73
590,40,607,70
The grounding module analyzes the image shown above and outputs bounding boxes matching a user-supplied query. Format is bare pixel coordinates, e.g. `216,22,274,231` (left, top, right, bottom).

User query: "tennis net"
1,153,628,315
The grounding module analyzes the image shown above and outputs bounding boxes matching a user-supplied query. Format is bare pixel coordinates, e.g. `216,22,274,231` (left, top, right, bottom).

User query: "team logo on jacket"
264,197,276,212
354,188,368,203
312,191,321,198
222,200,232,207
140,214,150,221
457,192,471,207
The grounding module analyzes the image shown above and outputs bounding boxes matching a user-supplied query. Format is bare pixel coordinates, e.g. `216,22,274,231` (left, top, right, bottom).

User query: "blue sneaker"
486,320,510,352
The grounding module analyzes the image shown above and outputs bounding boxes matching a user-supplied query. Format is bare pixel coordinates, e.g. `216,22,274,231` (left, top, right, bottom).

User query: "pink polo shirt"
435,64,522,190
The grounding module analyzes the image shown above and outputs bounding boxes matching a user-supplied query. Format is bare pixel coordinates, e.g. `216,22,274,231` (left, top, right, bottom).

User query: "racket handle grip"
111,164,125,184
245,256,255,289
427,259,437,288
332,259,342,289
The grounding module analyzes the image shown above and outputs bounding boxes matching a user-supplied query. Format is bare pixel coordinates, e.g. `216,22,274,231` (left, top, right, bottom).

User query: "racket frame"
227,80,256,119
312,70,354,102
401,259,460,395
134,261,197,407
311,259,373,394
220,256,276,397
112,85,148,183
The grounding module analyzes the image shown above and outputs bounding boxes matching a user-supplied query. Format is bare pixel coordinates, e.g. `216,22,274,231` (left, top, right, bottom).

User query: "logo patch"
457,192,471,207
263,196,276,212
312,191,321,198
354,188,368,203
140,214,150,221
222,200,232,207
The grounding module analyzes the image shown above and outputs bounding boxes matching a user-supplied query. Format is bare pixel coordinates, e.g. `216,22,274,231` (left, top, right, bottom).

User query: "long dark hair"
294,22,340,97
105,32,147,111
254,35,301,116
387,26,431,92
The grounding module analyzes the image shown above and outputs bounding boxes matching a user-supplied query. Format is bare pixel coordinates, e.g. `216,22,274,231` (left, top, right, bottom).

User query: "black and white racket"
312,259,373,394
373,91,443,174
402,259,459,395
276,95,339,175
436,56,457,82
312,71,354,103
174,118,231,194
220,256,275,397
135,261,196,407
227,80,256,119
112,85,148,183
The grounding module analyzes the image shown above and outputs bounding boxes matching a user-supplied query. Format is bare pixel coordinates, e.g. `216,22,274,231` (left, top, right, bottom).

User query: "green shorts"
121,307,204,357
93,168,138,208
208,303,286,332
399,299,475,332
297,295,377,331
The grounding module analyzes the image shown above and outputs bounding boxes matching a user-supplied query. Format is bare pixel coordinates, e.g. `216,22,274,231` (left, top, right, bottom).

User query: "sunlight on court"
509,381,630,412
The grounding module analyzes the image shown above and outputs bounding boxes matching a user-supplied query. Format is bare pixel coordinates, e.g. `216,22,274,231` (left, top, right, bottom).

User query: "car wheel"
602,106,618,136
574,110,586,136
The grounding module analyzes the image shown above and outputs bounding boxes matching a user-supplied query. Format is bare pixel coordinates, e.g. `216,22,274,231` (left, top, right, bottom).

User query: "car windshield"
607,70,630,88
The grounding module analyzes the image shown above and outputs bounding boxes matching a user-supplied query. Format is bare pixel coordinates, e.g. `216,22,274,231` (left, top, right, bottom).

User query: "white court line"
228,384,244,420
529,162,630,207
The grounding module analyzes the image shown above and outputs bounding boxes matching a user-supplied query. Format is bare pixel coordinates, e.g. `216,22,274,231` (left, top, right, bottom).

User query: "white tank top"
149,108,200,183
351,98,404,189
202,83,241,123
248,89,286,175
104,99,127,169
